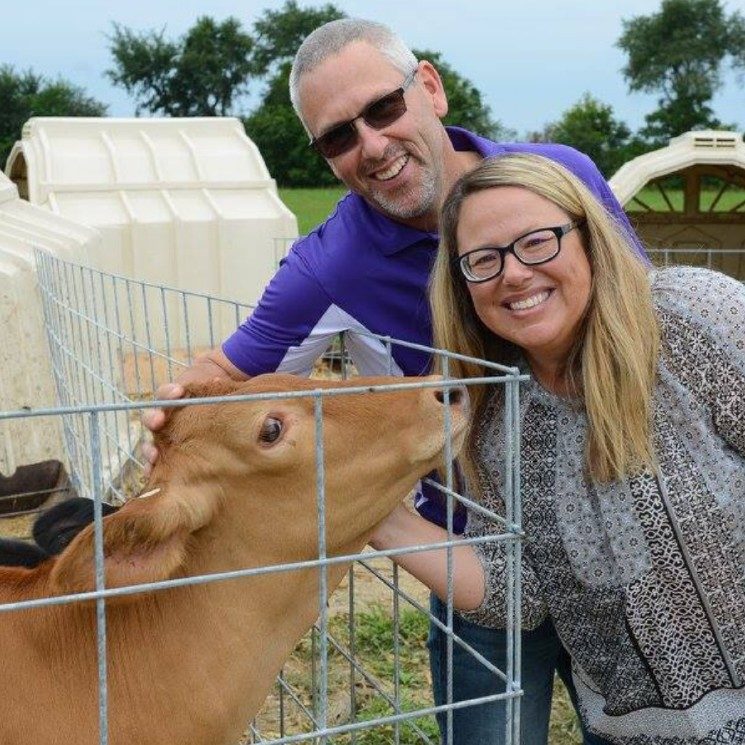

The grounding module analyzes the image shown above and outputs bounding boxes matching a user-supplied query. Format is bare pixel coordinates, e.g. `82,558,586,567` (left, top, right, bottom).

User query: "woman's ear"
416,61,449,119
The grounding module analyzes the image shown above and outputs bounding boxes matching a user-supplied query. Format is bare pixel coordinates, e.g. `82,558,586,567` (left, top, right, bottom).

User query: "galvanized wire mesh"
0,251,526,745
646,246,745,280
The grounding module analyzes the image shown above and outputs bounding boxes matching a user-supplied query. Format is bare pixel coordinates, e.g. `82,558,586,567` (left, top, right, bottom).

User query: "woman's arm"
369,505,486,611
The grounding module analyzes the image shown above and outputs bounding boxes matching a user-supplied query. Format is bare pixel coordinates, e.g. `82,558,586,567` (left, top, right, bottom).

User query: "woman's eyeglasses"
456,220,585,283
310,68,418,159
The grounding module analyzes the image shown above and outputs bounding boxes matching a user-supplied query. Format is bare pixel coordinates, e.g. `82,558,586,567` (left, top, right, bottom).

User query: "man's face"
298,42,449,227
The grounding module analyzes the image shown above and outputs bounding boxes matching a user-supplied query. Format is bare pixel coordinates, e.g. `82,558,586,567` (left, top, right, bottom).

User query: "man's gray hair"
289,18,418,125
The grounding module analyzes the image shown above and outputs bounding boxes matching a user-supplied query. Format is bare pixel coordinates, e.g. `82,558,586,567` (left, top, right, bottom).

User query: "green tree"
250,2,509,140
251,0,344,76
0,65,106,167
107,16,255,116
244,2,345,187
244,62,338,187
617,0,745,144
537,93,642,177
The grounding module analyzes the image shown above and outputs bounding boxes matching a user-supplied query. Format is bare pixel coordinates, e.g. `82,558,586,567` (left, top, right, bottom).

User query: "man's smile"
371,153,410,181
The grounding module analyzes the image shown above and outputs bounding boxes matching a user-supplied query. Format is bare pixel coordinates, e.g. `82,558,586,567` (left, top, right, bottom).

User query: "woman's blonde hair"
431,153,659,483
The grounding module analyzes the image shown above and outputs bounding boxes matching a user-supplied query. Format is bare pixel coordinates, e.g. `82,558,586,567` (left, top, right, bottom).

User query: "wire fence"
646,246,745,280
0,251,526,745
36,249,258,504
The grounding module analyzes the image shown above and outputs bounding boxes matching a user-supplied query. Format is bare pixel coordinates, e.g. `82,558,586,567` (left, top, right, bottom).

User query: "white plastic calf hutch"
0,171,98,478
610,130,745,280
5,117,298,384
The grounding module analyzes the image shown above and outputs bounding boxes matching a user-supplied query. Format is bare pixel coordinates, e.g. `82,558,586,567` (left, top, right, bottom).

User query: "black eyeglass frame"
309,67,419,158
455,220,586,283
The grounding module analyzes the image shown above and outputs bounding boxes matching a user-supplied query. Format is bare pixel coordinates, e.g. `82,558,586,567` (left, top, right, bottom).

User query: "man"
145,18,639,745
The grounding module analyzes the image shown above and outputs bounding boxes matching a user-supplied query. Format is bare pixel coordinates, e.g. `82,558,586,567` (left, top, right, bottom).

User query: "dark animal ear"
0,538,49,568
33,498,119,556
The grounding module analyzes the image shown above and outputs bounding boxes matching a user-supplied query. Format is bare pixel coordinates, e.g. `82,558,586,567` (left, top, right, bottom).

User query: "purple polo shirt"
223,127,645,529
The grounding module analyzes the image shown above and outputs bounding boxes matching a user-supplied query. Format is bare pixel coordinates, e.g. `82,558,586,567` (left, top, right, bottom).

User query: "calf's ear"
49,486,208,599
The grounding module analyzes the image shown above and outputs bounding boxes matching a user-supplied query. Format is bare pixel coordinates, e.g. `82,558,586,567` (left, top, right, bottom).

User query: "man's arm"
143,238,342,469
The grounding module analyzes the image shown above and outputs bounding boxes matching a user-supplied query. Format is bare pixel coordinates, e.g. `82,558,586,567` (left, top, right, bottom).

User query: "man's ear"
417,61,449,119
48,483,216,600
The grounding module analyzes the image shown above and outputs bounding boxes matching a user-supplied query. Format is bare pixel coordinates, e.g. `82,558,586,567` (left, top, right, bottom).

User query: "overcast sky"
3,0,743,137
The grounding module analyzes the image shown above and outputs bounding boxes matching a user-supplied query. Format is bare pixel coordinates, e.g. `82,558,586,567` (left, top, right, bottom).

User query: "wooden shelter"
610,131,745,280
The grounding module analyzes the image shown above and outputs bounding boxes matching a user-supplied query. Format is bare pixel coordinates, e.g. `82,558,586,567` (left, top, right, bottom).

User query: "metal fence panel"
0,251,526,745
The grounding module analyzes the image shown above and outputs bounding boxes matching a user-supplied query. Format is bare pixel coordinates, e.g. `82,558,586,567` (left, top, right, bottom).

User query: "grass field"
279,186,348,235
279,185,745,230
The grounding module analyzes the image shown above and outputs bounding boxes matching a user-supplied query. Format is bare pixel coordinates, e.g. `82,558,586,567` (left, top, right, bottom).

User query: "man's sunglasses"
310,68,418,159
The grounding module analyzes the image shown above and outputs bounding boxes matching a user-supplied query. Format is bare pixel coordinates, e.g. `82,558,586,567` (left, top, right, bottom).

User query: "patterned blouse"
464,267,745,744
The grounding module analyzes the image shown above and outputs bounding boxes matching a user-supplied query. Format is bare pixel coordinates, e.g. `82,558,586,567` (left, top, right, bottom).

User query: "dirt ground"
0,512,35,539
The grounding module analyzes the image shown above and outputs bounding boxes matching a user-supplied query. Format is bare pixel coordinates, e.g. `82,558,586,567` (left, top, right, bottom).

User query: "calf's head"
50,374,469,595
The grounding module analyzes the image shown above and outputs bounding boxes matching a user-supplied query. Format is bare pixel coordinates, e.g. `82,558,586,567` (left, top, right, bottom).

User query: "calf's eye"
259,417,283,444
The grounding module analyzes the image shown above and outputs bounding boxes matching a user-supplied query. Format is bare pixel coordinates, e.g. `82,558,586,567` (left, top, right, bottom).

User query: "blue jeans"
428,594,611,745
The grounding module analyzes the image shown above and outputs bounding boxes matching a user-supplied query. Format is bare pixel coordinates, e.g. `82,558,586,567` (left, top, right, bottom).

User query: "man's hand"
141,348,249,475
141,382,187,473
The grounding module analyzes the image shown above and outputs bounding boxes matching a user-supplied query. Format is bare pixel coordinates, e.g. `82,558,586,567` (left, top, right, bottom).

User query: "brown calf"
0,373,468,745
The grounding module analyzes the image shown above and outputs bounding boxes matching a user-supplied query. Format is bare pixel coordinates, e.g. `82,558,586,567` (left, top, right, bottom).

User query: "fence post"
90,411,110,745
314,395,329,744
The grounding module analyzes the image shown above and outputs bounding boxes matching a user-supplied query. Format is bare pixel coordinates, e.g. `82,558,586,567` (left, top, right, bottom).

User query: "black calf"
33,498,118,555
0,498,119,569
0,539,49,568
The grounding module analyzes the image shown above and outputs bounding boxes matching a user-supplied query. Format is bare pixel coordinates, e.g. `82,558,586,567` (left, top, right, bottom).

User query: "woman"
371,153,745,743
